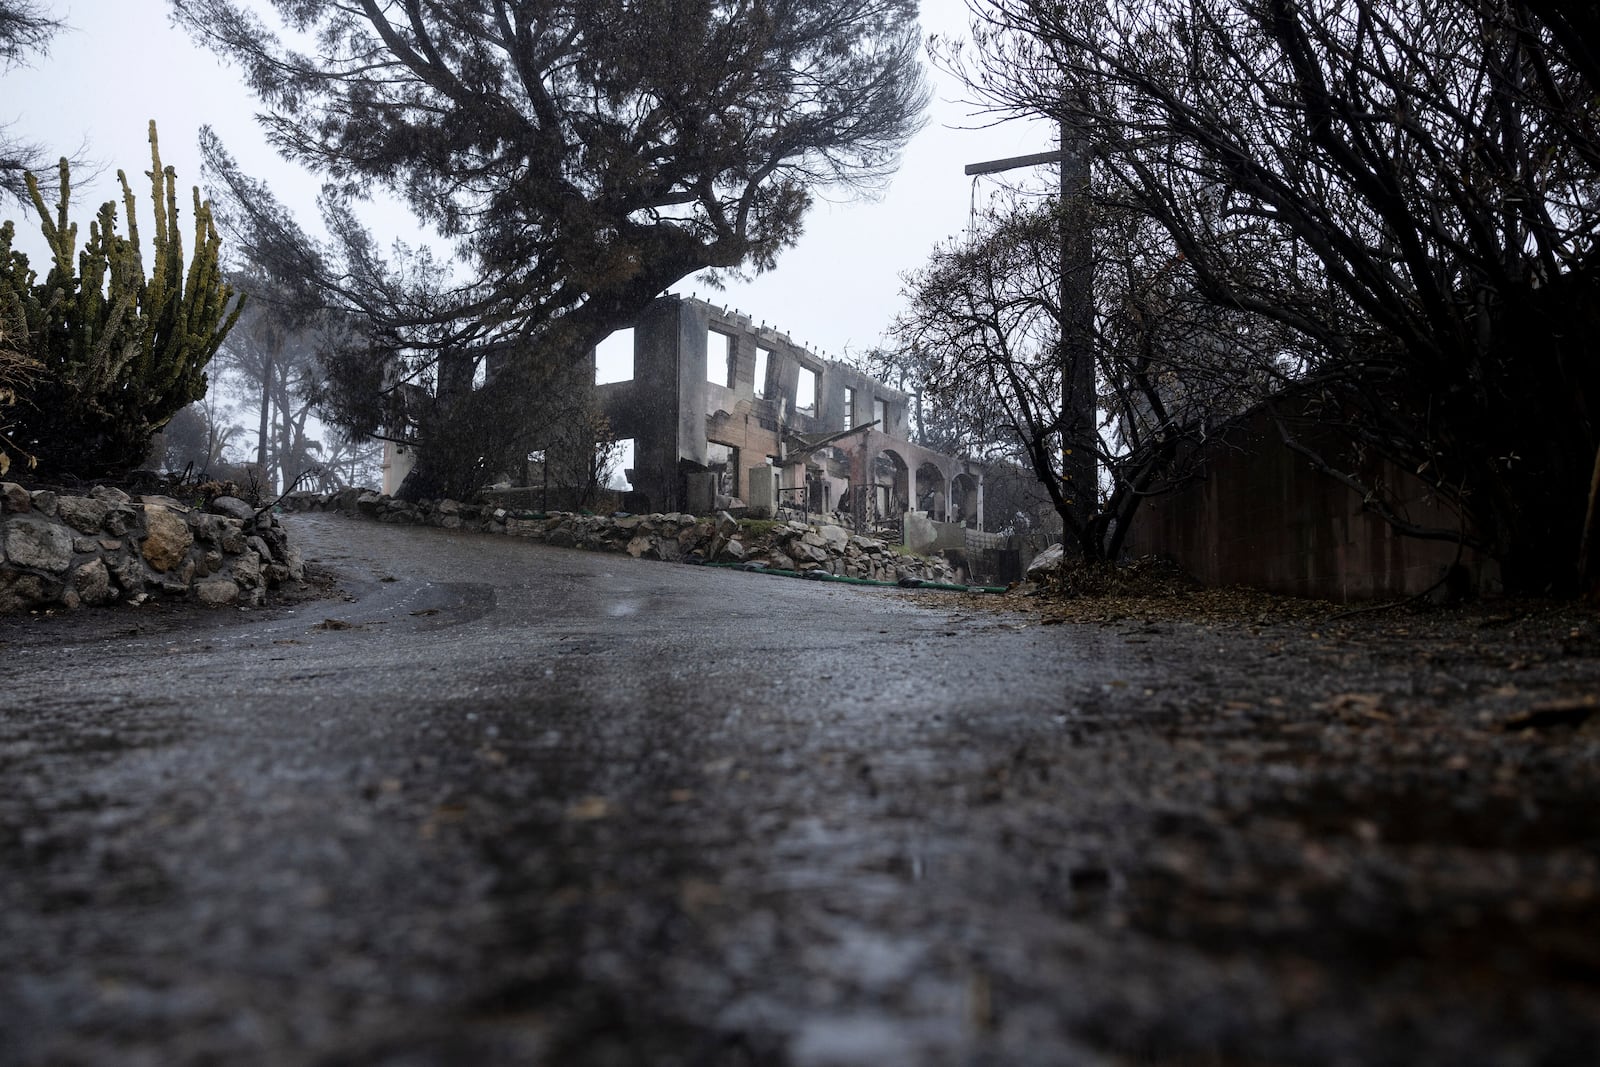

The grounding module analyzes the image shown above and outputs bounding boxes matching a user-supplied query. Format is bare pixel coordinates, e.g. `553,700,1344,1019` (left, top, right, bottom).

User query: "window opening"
708,330,735,387
796,365,816,413
604,438,635,491
754,346,772,397
596,328,635,384
843,386,855,430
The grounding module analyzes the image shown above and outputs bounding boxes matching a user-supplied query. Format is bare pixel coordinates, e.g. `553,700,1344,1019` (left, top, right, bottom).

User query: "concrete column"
685,472,715,515
747,465,777,518
977,473,986,530
382,441,416,497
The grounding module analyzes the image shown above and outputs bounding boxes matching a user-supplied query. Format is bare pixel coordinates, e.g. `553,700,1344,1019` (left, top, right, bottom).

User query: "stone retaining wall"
0,483,304,614
281,489,962,585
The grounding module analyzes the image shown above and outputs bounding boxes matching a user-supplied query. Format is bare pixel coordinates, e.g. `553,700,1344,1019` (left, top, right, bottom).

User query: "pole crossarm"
964,149,1067,176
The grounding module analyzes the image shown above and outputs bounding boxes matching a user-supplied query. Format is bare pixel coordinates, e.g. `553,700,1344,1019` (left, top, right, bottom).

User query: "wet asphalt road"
3,512,1599,1065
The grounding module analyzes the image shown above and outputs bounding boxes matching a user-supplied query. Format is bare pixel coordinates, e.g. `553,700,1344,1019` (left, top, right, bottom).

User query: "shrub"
0,346,40,476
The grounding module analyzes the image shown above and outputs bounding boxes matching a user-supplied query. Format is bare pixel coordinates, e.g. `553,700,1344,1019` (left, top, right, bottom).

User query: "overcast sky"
5,0,1053,363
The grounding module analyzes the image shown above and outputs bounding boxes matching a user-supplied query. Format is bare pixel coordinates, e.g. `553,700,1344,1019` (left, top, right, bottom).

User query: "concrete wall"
380,441,416,497
595,298,694,511
1126,404,1499,601
904,511,968,554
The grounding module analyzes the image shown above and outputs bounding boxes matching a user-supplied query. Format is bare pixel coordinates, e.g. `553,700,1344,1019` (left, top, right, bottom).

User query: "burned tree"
213,271,376,494
952,0,1600,592
892,192,1282,562
0,1,68,205
172,0,930,501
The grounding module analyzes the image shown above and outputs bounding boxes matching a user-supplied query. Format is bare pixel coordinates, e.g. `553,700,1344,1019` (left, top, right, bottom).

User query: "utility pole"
965,119,1097,544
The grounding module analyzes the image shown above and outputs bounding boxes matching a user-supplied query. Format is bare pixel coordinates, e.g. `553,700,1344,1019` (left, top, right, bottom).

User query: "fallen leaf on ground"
567,796,612,821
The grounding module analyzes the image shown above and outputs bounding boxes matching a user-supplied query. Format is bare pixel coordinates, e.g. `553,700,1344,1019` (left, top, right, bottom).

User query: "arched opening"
951,472,981,528
916,461,947,522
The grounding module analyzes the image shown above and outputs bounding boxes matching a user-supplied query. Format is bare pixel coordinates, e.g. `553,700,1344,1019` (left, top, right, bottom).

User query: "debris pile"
1024,545,1203,599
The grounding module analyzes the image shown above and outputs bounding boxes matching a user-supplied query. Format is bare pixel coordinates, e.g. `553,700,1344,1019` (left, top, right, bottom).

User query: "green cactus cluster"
0,121,243,478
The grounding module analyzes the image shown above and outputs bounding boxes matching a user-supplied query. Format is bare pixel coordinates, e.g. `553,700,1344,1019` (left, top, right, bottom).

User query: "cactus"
0,346,39,477
0,121,244,478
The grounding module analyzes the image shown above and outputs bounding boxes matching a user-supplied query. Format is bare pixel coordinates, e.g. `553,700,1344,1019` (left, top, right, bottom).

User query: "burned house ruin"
593,297,988,539
381,296,1037,580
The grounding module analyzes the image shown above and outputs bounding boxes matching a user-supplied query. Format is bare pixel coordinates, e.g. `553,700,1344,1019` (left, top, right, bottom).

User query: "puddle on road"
789,1013,967,1067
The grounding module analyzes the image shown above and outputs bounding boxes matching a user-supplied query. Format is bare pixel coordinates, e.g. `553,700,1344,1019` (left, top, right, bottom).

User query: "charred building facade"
596,296,986,539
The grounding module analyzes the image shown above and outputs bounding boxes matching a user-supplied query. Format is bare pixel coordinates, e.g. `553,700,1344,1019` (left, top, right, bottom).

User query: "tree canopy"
173,0,930,499
0,1,68,204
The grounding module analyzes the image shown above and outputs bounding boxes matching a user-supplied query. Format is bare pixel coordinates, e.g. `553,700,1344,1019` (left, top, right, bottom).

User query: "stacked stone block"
0,484,304,613
280,490,959,585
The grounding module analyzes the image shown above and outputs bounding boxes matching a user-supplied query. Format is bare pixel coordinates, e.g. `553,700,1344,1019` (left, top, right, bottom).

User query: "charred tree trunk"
394,375,496,501
1473,278,1600,593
